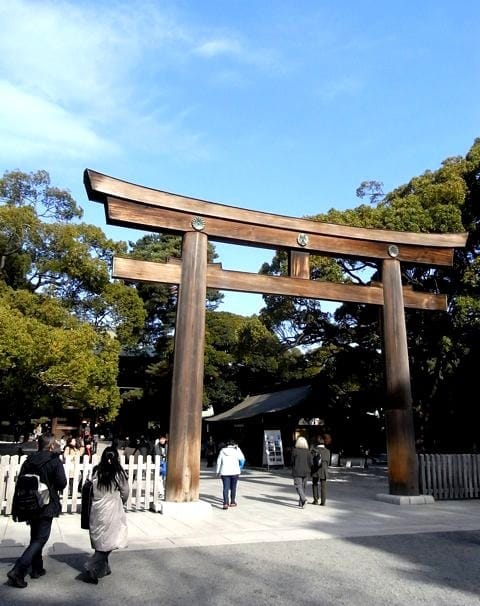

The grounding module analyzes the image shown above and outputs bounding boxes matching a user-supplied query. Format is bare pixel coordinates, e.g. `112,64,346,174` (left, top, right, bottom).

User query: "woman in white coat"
216,439,245,510
83,446,129,584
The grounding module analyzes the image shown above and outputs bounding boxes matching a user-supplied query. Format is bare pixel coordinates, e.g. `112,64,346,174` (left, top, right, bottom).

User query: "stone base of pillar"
376,493,435,505
150,500,212,518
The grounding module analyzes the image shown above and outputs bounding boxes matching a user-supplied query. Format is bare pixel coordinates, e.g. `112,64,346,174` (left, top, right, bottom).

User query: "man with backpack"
7,433,67,588
310,435,331,506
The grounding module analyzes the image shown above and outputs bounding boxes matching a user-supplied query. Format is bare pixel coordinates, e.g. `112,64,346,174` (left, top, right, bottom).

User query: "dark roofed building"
208,385,311,423
207,385,320,467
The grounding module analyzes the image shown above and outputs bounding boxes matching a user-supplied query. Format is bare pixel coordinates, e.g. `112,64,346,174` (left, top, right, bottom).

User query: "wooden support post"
288,251,310,279
382,258,419,495
165,231,207,502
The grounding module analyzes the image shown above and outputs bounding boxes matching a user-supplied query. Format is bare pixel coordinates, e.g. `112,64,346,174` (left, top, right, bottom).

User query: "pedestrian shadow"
49,544,89,573
200,490,301,509
242,494,300,508
236,475,294,489
198,493,227,509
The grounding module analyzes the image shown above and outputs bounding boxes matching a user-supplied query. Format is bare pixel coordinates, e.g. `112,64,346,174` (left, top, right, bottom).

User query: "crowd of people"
60,433,96,460
6,430,331,589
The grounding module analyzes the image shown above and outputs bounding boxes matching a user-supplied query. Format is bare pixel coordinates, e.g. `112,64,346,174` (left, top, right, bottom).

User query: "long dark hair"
95,446,127,491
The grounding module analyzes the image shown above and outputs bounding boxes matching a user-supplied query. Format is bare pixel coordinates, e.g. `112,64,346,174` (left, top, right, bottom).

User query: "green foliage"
0,288,121,420
0,169,82,222
259,138,480,452
204,311,306,414
127,234,223,348
0,169,146,424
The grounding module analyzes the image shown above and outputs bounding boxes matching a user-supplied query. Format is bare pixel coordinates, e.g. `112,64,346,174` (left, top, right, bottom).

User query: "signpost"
263,430,285,469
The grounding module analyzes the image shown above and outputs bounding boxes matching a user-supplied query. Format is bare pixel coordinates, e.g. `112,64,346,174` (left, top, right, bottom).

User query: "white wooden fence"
418,453,480,500
0,454,164,516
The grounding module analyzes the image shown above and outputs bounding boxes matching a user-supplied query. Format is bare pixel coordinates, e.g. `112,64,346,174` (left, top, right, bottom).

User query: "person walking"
216,439,245,510
133,435,149,458
83,433,93,461
63,436,84,458
82,446,129,584
63,436,84,494
153,435,168,498
205,436,217,468
291,436,313,508
153,435,168,462
7,433,67,588
310,435,331,505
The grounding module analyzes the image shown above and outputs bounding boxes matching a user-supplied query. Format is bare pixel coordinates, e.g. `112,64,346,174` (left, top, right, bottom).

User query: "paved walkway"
1,465,480,559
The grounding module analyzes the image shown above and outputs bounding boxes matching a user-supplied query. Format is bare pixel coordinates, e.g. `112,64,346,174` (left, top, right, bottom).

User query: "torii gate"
84,169,467,501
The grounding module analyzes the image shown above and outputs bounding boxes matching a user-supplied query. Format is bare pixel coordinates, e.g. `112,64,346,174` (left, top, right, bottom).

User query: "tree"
0,169,146,424
127,233,223,350
260,139,480,452
0,289,122,421
204,312,307,415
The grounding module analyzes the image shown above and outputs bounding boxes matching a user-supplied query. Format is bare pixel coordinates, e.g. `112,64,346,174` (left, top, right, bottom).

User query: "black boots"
31,568,47,579
7,563,45,587
7,567,27,588
82,569,99,584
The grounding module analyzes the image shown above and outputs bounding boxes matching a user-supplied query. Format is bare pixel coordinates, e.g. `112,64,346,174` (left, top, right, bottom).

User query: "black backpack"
311,450,322,472
12,466,50,521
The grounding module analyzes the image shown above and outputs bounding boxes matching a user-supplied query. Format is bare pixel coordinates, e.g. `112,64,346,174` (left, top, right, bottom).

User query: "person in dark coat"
205,436,217,468
310,435,331,505
8,433,67,588
291,436,313,508
133,435,150,459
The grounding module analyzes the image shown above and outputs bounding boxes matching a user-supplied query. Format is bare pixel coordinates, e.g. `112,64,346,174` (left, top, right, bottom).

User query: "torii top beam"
84,169,467,267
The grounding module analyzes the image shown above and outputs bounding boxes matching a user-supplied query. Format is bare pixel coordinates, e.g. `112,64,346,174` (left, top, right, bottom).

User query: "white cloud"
194,37,244,58
0,81,118,161
193,35,279,70
0,0,204,163
317,76,364,102
0,1,148,115
0,0,278,166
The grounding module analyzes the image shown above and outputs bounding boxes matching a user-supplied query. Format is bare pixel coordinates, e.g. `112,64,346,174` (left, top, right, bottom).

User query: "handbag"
80,478,93,530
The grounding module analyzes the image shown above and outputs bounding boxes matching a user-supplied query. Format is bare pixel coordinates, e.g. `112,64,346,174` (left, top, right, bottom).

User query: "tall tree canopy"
121,232,305,423
0,169,146,423
260,138,480,452
127,233,223,350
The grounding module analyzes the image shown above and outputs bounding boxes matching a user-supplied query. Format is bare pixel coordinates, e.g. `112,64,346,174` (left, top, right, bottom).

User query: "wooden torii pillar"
84,169,467,500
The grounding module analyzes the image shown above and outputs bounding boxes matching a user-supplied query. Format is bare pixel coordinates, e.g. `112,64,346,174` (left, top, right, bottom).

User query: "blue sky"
1,0,479,316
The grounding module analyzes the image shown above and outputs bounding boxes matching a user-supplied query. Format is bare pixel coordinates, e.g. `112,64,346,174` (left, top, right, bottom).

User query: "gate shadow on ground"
342,529,480,598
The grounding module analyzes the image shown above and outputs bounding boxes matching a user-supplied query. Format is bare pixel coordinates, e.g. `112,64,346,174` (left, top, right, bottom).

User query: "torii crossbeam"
84,169,467,501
